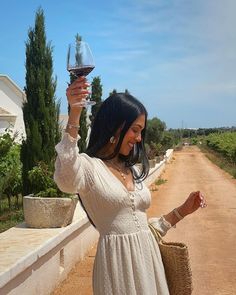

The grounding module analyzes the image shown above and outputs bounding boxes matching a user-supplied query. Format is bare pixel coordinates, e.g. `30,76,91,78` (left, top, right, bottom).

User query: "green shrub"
155,178,167,186
28,162,69,198
0,131,23,210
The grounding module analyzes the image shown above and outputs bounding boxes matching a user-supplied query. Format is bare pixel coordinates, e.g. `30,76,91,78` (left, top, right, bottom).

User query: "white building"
0,75,26,142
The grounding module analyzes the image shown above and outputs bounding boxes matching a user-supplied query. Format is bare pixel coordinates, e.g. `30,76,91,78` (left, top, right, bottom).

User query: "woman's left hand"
180,191,207,217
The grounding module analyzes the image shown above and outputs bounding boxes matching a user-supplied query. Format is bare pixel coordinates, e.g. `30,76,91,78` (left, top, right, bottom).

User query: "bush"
0,132,13,157
190,138,198,145
0,131,22,210
145,142,164,160
28,162,69,198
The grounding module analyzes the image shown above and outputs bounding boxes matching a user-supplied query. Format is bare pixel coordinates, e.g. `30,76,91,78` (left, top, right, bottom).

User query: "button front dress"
54,133,171,295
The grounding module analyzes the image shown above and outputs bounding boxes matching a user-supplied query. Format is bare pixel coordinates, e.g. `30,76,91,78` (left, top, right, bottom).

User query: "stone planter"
23,195,78,228
148,159,156,168
155,155,164,164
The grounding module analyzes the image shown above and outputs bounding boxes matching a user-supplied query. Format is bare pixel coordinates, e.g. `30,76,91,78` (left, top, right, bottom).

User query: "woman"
54,76,207,295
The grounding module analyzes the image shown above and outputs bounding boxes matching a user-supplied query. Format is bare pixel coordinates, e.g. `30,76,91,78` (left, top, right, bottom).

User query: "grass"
150,178,167,191
0,195,24,233
199,144,236,179
155,178,167,186
0,209,24,233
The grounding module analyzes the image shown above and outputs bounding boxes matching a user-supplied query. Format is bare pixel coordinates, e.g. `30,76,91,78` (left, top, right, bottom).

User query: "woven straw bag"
149,223,193,295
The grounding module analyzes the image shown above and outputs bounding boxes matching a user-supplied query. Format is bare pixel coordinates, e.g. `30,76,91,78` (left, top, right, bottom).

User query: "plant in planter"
23,162,78,228
27,162,66,198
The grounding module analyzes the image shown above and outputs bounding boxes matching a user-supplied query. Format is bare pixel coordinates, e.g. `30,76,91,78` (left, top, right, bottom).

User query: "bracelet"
66,123,80,130
173,208,184,220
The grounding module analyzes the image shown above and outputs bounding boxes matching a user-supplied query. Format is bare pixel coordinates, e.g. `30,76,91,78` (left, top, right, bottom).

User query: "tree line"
170,126,236,139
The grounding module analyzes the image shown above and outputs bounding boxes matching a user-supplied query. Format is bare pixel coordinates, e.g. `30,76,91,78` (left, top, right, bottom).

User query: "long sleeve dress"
54,133,172,295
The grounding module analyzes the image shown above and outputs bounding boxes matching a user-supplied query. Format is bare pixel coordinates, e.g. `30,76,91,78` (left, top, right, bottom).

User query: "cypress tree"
21,8,60,194
78,109,88,152
68,34,88,153
89,76,103,128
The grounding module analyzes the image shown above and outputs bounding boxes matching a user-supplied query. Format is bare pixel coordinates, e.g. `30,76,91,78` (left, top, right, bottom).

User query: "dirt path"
52,146,236,295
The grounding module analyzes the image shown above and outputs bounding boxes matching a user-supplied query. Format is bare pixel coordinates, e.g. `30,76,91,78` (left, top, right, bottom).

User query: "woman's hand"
65,76,90,138
163,191,207,227
179,191,207,217
66,76,90,109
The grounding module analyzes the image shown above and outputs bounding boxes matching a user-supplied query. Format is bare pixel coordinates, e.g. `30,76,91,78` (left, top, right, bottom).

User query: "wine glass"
67,41,96,107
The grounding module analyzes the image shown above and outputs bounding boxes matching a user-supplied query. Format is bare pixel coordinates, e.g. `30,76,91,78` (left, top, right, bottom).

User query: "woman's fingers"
193,191,207,208
70,75,87,86
69,88,89,96
70,81,90,91
188,190,207,210
66,76,90,106
67,77,90,92
199,192,207,208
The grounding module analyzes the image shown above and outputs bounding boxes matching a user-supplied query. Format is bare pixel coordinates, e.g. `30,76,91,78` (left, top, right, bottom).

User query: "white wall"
0,219,99,295
0,79,26,141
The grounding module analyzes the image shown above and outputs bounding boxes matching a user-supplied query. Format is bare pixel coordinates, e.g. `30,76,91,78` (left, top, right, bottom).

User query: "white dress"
54,133,171,295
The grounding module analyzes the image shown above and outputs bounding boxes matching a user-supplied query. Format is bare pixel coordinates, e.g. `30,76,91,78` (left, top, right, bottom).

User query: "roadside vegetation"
0,131,24,232
0,196,23,233
199,132,236,179
178,127,236,179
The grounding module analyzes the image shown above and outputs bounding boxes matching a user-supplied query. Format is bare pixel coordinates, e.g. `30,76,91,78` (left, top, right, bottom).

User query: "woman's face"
119,114,145,156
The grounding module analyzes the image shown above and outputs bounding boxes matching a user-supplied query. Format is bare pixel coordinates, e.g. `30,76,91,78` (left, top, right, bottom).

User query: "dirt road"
52,146,236,295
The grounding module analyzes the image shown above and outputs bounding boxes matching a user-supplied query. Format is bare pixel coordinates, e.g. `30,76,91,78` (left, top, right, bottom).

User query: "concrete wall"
145,149,173,186
0,216,99,295
0,149,173,295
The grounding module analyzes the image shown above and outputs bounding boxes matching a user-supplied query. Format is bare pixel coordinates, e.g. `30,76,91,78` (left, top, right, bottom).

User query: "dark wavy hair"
86,92,149,181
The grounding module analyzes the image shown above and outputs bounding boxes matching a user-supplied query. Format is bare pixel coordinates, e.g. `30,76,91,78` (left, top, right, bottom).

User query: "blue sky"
1,0,235,128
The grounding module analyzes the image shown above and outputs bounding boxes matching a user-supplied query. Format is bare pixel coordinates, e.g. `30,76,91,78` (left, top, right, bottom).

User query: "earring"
110,136,116,144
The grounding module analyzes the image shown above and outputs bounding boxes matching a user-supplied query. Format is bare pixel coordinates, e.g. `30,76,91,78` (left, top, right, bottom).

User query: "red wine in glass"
68,65,95,77
67,41,96,107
